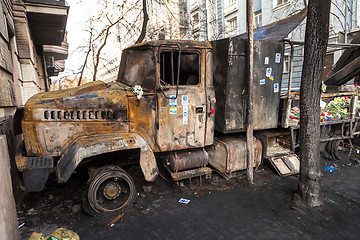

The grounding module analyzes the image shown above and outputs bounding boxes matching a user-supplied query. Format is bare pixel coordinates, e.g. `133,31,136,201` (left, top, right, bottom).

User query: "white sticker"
182,95,189,106
275,53,281,63
266,68,272,77
260,79,265,85
169,96,177,114
179,198,190,204
274,83,279,93
264,57,269,65
183,106,188,125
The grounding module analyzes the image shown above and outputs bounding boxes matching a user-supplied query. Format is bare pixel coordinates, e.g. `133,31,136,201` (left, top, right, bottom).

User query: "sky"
60,0,100,78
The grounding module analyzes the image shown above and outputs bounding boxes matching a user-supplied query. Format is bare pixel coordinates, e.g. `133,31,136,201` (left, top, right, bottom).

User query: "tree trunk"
135,0,148,44
296,0,331,208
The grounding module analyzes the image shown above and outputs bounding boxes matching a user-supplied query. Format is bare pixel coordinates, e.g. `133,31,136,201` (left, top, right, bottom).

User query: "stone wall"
0,136,20,240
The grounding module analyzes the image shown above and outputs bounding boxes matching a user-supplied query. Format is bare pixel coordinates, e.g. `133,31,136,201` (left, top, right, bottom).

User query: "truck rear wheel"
83,165,136,216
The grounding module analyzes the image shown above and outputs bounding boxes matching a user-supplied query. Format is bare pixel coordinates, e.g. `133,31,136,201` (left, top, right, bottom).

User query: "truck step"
23,157,54,192
25,157,54,169
164,165,212,181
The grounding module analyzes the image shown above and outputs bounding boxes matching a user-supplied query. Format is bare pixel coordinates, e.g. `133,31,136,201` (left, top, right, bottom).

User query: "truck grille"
41,109,127,121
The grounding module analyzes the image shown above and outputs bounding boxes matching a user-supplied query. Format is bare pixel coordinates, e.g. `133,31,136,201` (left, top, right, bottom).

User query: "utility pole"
246,0,254,183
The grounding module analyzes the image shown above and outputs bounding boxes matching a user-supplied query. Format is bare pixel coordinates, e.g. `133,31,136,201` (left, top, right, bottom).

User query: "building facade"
0,0,69,201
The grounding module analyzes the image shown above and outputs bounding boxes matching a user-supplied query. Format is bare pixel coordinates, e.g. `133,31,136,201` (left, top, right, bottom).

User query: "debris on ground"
178,198,190,204
29,228,79,240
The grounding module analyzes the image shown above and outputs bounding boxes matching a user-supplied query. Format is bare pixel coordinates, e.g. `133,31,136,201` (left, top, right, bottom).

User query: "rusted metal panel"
165,166,212,181
22,81,131,156
269,154,300,176
155,46,214,151
56,132,158,183
128,94,159,152
207,135,262,174
164,148,209,172
212,38,284,133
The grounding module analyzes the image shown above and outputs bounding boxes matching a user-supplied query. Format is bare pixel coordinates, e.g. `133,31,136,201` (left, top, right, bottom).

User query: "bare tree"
135,0,149,44
294,0,331,208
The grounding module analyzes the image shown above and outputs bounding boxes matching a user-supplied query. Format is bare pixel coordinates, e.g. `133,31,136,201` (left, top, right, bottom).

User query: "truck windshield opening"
160,51,199,86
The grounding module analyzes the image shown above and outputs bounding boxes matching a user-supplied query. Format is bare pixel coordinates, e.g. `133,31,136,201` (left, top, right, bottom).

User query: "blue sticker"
260,79,265,85
274,83,279,93
169,96,177,114
275,53,281,63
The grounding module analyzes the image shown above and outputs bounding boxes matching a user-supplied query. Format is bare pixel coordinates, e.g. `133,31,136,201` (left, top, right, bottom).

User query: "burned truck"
16,40,216,215
16,39,288,215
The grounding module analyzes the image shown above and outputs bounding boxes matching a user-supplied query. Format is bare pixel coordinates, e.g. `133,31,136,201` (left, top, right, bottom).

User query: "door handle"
196,107,203,114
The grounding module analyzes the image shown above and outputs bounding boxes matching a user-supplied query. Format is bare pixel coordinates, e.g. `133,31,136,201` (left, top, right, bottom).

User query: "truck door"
156,48,208,151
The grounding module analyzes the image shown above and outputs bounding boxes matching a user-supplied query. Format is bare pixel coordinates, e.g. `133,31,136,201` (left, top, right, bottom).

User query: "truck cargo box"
212,37,284,133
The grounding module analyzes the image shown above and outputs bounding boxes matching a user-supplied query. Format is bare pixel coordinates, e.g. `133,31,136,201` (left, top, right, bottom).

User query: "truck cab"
16,40,215,215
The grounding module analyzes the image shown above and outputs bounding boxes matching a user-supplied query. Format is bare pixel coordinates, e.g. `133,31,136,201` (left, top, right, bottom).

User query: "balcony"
25,0,69,45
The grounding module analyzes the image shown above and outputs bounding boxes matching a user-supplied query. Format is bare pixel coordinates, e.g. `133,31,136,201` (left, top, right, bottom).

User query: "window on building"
160,52,200,86
227,17,237,35
254,10,262,28
277,0,289,6
192,13,199,26
283,54,290,73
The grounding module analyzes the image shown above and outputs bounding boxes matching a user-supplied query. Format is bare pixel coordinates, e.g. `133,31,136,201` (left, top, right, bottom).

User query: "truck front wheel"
83,165,136,216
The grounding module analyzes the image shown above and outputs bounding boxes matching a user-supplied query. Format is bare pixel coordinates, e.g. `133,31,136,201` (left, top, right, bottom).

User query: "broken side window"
118,49,156,92
160,51,200,86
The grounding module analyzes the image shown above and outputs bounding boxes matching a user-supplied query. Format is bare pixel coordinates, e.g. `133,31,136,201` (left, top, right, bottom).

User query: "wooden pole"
246,0,254,183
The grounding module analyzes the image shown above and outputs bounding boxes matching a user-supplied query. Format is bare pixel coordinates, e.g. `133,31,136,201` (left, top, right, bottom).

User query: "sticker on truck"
275,53,281,63
170,96,177,114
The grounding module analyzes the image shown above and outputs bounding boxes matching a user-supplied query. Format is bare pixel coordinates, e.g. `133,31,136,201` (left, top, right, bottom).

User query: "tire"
82,165,136,216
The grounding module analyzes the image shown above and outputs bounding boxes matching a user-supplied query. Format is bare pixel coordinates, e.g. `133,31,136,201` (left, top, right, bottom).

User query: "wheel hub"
103,182,121,200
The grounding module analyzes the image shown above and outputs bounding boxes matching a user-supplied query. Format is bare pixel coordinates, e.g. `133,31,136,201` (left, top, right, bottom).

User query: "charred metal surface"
119,40,215,152
23,156,53,192
255,130,292,159
165,165,212,181
212,38,284,133
207,135,262,174
56,133,158,183
22,81,130,156
20,40,214,187
164,148,209,172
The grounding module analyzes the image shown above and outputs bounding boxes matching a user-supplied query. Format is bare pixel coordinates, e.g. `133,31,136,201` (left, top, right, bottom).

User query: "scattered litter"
29,228,79,240
323,166,337,172
106,210,125,228
324,198,336,204
18,223,25,229
179,198,190,204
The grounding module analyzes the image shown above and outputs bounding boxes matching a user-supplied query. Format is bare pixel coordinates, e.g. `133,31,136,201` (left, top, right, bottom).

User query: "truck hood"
23,81,129,121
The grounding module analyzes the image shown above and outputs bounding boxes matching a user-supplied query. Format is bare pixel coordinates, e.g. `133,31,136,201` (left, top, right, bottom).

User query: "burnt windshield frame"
159,50,200,87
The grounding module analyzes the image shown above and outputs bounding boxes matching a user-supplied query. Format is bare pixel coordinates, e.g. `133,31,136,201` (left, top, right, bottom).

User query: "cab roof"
124,40,212,51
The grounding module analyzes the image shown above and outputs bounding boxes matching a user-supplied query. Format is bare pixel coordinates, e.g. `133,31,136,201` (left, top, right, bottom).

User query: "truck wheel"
83,165,136,216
